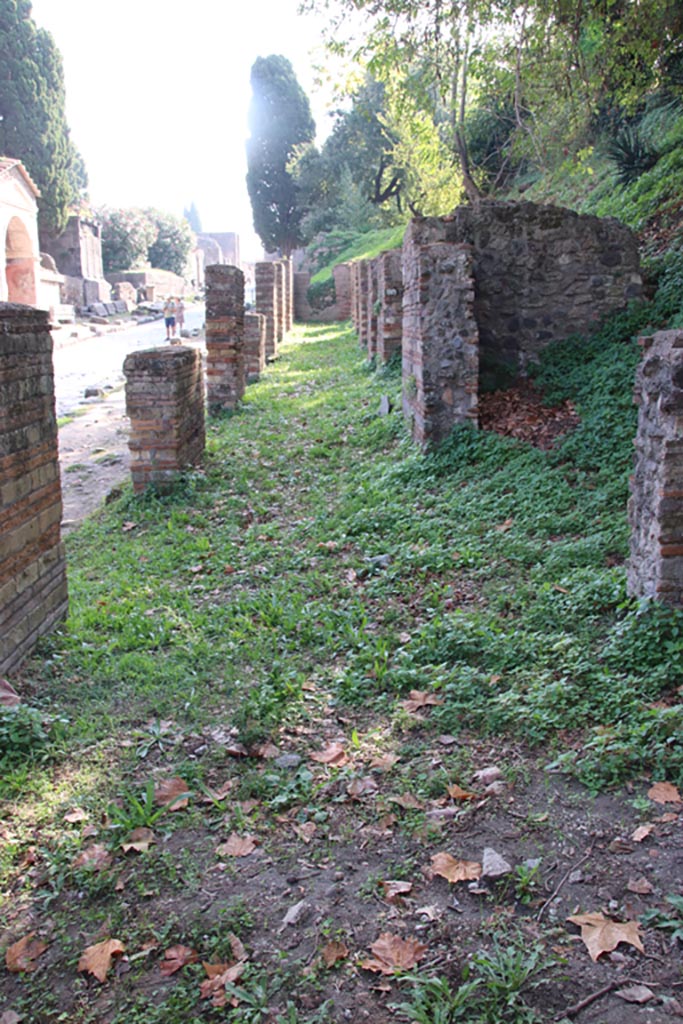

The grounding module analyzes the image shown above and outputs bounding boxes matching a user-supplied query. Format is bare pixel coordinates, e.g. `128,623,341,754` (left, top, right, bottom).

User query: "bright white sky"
30,0,340,262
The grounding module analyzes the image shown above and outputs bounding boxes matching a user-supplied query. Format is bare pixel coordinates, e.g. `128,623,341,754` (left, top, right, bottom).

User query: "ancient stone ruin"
0,304,68,675
628,330,683,604
205,264,246,412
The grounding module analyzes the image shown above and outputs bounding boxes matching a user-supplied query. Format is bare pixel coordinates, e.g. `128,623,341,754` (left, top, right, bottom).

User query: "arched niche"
5,215,37,305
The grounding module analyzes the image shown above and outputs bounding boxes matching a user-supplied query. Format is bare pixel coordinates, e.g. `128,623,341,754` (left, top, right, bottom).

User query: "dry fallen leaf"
431,852,482,884
401,690,444,714
199,780,236,803
360,932,427,975
0,679,20,706
370,753,398,771
310,742,349,766
154,777,191,810
200,961,246,1007
627,876,654,895
389,793,424,810
63,807,88,823
228,932,247,962
78,938,126,982
293,821,317,844
346,776,378,800
446,783,478,801
72,844,113,872
216,833,257,858
0,1010,23,1024
631,823,655,843
647,781,681,804
159,944,199,976
381,879,413,903
567,912,644,962
322,940,349,967
615,984,655,1004
121,827,157,853
5,933,48,973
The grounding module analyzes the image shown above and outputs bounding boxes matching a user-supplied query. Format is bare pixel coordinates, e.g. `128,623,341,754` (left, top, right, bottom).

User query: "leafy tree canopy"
146,209,195,277
0,0,87,237
97,208,157,275
246,54,316,255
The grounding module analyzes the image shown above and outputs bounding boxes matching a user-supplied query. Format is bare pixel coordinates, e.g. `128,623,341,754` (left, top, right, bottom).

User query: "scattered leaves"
381,879,413,903
216,833,257,858
567,912,645,962
200,961,246,1007
78,939,126,982
430,852,482,884
293,821,317,843
310,742,349,766
647,781,681,804
360,933,427,974
159,944,199,976
401,690,444,714
72,844,113,872
322,940,349,968
5,934,48,973
154,777,191,810
121,827,156,853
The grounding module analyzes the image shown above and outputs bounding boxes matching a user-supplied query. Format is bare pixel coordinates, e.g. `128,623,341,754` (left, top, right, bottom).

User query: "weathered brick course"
205,265,246,411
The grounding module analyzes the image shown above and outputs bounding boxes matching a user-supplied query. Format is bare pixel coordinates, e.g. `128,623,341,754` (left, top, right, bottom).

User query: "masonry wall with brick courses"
205,264,246,411
365,258,380,359
0,304,68,676
377,249,403,364
244,312,266,382
357,260,370,350
333,262,353,321
404,201,642,375
402,242,479,447
293,271,312,322
350,262,360,334
628,330,683,605
255,261,278,360
274,261,286,346
284,258,294,331
124,346,205,494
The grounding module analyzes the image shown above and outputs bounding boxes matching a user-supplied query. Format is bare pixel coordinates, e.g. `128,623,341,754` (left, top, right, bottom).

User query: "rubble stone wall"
205,264,246,410
0,304,68,675
402,242,479,447
628,330,683,605
377,249,403,364
124,346,205,494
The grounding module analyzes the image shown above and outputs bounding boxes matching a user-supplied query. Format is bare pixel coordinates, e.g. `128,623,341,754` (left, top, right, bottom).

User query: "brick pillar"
628,330,683,604
124,347,205,494
255,262,278,360
0,304,68,675
205,264,245,411
282,258,293,331
350,262,360,334
366,258,380,359
402,242,479,447
377,249,403,364
293,271,312,322
275,261,286,346
357,260,369,350
245,312,266,382
333,262,353,320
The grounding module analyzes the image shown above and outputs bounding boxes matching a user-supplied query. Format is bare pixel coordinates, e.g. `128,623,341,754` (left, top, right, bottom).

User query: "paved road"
52,303,205,417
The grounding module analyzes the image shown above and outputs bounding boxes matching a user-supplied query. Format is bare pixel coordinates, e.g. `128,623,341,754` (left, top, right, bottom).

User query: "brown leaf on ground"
360,932,427,974
389,793,424,810
567,912,645,962
631,823,655,843
370,753,398,771
478,381,579,450
310,742,349,766
648,781,681,804
381,879,413,903
616,985,655,1004
322,940,349,967
72,844,113,872
346,776,378,800
200,780,236,803
200,961,246,1007
159,944,199,976
228,932,247,962
401,690,444,714
78,938,126,982
121,827,156,853
446,783,479,801
250,741,280,759
0,679,20,706
627,876,654,894
216,833,257,857
5,933,48,973
154,777,191,810
0,1010,24,1024
63,807,88,823
430,852,482,884
293,821,317,843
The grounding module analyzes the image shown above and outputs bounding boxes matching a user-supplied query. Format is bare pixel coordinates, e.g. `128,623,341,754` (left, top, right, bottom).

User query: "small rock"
567,869,584,884
484,780,507,795
84,386,104,398
275,753,302,770
379,395,393,416
482,847,512,878
280,899,310,929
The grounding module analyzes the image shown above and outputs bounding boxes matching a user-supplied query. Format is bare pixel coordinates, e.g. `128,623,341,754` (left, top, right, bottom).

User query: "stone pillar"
0,304,68,675
366,258,379,358
333,262,353,320
283,258,293,331
294,271,312,322
350,262,360,334
357,260,369,350
402,242,479,447
245,312,266,382
275,261,286,346
205,264,245,411
124,346,205,494
255,262,278,360
628,330,683,604
377,249,403,364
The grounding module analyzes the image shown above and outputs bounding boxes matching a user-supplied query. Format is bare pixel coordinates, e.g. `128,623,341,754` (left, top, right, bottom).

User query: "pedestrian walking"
176,297,185,335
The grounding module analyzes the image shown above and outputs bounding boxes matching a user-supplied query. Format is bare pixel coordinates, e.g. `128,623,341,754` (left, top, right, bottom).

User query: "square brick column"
366,258,380,359
275,261,286,346
283,258,293,331
628,330,683,604
245,312,266,382
402,242,479,446
0,304,68,675
205,264,245,411
333,262,353,320
124,346,205,494
350,261,360,333
377,249,403,363
357,260,369,350
255,262,278,360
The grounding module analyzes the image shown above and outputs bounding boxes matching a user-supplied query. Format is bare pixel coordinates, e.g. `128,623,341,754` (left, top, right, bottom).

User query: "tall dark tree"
184,201,202,233
0,0,87,237
246,54,315,255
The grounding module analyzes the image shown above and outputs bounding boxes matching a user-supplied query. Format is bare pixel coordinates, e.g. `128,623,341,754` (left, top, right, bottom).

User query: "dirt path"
58,388,131,534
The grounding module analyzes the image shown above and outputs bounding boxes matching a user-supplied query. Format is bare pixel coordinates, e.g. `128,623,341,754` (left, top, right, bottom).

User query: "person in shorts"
163,296,177,340
176,297,185,335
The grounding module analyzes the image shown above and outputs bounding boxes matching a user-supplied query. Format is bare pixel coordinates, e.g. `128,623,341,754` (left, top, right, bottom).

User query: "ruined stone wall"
0,304,68,675
255,262,278,360
628,330,683,604
245,312,266,382
205,264,245,410
402,241,479,447
124,347,205,494
404,202,641,375
377,249,403,364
